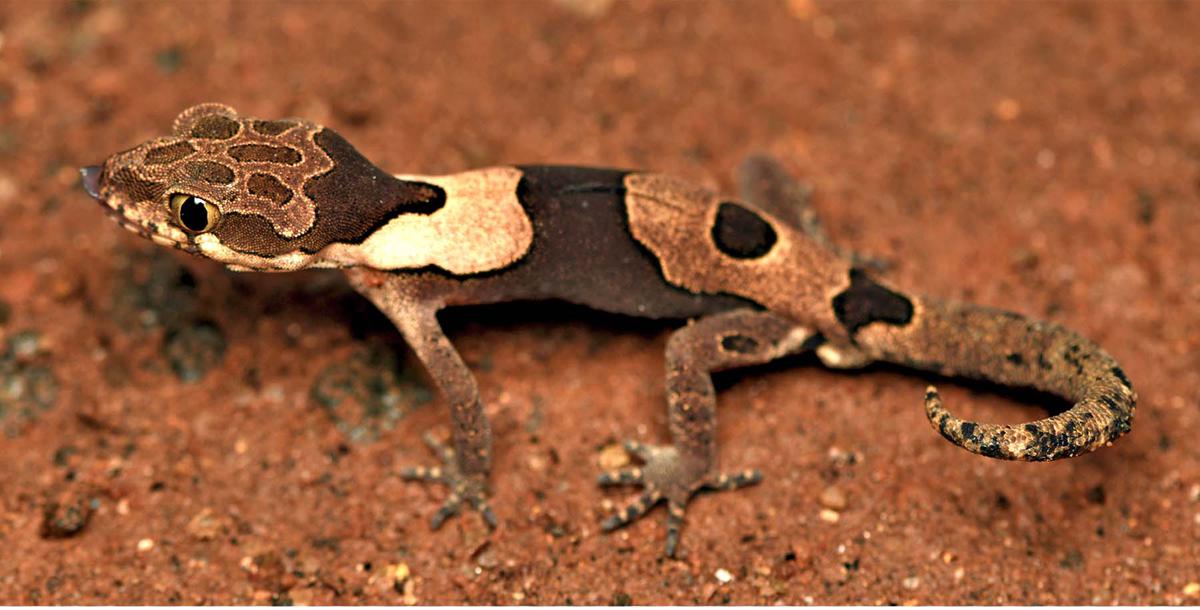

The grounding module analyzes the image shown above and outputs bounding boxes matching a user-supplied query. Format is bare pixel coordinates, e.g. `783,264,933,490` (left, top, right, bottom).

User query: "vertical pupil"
179,196,209,231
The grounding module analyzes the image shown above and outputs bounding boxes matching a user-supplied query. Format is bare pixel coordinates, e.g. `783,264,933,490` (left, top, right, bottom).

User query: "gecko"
80,104,1135,557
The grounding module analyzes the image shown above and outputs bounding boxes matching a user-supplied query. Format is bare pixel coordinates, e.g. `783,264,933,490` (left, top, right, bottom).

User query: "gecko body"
82,104,1135,556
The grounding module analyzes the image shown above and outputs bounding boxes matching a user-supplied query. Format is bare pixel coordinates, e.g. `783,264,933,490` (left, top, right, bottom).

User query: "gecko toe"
597,467,645,486
402,430,496,530
704,469,762,491
429,493,462,529
601,490,663,531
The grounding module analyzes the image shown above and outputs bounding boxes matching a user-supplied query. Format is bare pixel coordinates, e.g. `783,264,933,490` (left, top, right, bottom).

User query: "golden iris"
169,193,220,233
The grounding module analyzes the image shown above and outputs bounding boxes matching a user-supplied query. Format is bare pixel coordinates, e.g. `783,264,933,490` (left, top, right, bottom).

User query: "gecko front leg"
345,269,497,530
600,308,818,557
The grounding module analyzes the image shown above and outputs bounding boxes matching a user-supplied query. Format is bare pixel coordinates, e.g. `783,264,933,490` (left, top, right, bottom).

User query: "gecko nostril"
80,165,103,199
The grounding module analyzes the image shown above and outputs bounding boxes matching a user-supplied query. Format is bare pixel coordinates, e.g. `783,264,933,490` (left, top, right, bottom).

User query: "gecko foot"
400,432,497,530
597,440,761,558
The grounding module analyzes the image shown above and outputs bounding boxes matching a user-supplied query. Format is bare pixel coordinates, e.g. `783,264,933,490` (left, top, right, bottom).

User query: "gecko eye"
169,193,220,233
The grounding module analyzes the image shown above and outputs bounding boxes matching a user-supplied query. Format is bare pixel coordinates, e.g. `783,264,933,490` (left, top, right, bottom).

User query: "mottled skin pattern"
82,105,1136,557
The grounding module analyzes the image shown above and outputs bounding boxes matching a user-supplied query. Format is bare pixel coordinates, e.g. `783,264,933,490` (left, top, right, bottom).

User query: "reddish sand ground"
1,0,1198,604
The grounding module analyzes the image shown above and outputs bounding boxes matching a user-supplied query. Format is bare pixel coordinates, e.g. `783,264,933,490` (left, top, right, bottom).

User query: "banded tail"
855,295,1136,461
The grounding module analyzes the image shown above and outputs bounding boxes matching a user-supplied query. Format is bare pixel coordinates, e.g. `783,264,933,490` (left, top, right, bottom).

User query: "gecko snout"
80,165,103,200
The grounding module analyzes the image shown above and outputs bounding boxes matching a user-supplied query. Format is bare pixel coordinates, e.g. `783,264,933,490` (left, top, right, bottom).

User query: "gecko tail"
856,296,1136,461
920,300,1135,461
923,380,1132,462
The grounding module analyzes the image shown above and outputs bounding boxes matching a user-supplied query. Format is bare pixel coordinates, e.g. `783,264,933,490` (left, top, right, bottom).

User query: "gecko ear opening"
171,103,242,139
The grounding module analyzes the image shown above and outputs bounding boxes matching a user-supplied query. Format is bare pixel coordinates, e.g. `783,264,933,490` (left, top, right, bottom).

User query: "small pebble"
598,443,630,471
1184,582,1200,598
715,568,734,584
819,486,847,510
1037,148,1056,169
476,548,499,569
390,562,411,587
819,509,840,523
40,496,92,538
993,98,1021,121
902,576,920,590
136,538,155,552
401,579,417,606
186,508,221,541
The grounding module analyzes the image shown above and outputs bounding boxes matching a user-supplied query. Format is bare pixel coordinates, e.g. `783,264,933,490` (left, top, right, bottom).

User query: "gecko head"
80,103,338,270
81,103,443,272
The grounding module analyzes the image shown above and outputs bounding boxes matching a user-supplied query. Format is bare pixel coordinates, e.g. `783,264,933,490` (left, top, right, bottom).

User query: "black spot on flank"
185,161,235,185
979,443,1004,459
1025,424,1040,434
190,115,240,140
832,268,914,333
712,202,777,259
720,334,759,354
1006,353,1025,366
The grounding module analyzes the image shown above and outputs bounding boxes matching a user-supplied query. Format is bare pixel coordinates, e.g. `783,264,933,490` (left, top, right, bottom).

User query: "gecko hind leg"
736,154,891,272
598,309,817,557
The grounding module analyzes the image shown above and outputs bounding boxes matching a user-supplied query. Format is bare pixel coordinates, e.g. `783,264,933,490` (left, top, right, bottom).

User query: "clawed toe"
597,440,762,557
401,431,496,530
705,469,762,491
597,466,644,486
600,490,662,531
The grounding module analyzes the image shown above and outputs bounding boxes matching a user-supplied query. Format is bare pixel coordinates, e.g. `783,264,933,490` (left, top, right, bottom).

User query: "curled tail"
851,293,1136,461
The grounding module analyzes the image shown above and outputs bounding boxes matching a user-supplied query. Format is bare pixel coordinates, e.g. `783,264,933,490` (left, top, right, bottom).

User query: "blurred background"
1,0,1198,604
